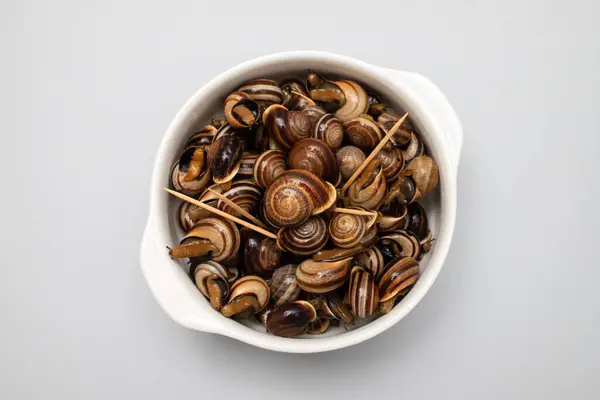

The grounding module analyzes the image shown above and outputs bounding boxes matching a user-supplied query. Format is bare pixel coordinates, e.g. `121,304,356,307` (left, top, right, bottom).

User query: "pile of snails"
167,71,439,338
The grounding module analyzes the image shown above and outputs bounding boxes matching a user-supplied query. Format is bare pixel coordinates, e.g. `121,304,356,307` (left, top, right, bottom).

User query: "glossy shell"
312,114,344,150
270,264,302,306
296,257,352,293
328,212,367,249
406,202,429,240
277,216,328,255
378,257,420,302
263,170,337,228
285,92,316,111
377,112,412,146
266,300,317,337
217,180,262,217
386,175,417,206
178,200,215,232
238,78,284,105
347,160,387,209
192,261,230,309
334,80,369,122
224,91,261,128
344,115,383,151
253,149,287,189
208,125,243,184
288,138,339,184
336,146,366,181
226,275,271,312
354,246,385,280
379,230,422,260
376,202,408,232
349,267,379,318
263,104,312,150
312,246,365,262
184,217,240,262
170,160,211,197
280,79,308,105
376,146,405,181
242,228,281,278
402,131,425,163
403,155,439,198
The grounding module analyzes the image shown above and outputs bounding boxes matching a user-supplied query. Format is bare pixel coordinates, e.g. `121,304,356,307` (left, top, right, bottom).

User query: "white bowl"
140,51,462,353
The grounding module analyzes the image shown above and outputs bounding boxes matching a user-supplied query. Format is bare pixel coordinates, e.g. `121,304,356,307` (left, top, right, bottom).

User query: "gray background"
1,0,599,398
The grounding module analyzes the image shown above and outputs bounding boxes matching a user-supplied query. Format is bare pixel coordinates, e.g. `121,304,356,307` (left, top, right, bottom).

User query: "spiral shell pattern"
270,264,301,306
288,138,339,184
354,246,385,280
328,212,367,249
237,152,258,179
253,149,287,189
376,146,405,181
378,257,420,302
238,78,284,105
242,228,281,278
277,216,328,255
312,114,344,150
263,105,312,150
345,115,383,152
404,155,439,198
217,179,262,217
183,216,240,262
349,267,379,318
333,80,369,122
296,257,352,294
348,160,387,209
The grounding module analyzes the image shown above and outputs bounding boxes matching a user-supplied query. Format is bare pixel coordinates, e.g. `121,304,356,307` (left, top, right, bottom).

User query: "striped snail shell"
263,170,337,228
312,114,344,150
309,80,346,113
336,146,366,181
376,201,408,232
328,211,368,249
170,149,212,197
241,228,281,278
386,175,417,206
379,230,422,260
378,257,419,303
277,215,328,255
186,124,218,147
333,80,369,122
312,246,365,262
285,91,316,111
307,318,331,334
402,131,425,163
221,276,271,317
403,155,439,198
178,200,216,232
280,79,308,105
217,179,262,217
315,292,354,324
208,125,243,185
348,266,379,318
263,104,312,150
266,300,317,337
376,145,405,181
182,216,240,262
377,111,412,147
238,78,284,105
347,160,387,209
288,138,340,185
224,91,261,128
237,152,259,180
253,149,287,189
303,105,327,128
295,257,352,294
354,246,386,280
344,115,383,151
270,264,302,306
191,261,230,310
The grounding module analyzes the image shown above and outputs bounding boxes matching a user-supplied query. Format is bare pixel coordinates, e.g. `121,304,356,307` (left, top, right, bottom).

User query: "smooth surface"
1,0,599,397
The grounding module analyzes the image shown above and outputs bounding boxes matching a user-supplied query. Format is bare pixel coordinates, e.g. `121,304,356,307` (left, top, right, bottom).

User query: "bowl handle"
140,215,220,333
379,67,463,171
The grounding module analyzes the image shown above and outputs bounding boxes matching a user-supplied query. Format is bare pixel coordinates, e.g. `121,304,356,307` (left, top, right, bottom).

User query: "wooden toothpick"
331,207,377,217
206,188,269,230
164,188,278,240
340,112,409,192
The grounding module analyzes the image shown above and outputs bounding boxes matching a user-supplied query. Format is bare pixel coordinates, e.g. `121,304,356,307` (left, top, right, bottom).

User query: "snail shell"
222,276,271,317
266,300,317,337
376,202,408,232
378,257,420,302
254,125,270,153
328,212,367,249
376,146,405,181
347,160,387,209
281,79,308,105
307,318,331,334
306,70,326,92
379,230,422,260
238,78,284,105
241,228,281,278
237,152,258,180
184,216,240,262
263,170,337,228
296,257,352,294
253,149,287,189
344,115,383,151
336,146,366,181
285,92,316,111
303,105,327,128
186,124,218,147
312,246,365,262
309,81,346,113
224,91,261,128
170,152,212,197
406,202,429,241
377,111,412,147
315,292,354,324
270,264,302,306
217,179,262,217
367,93,387,119
354,246,385,280
312,114,344,150
178,200,215,232
349,266,379,318
386,175,417,206
333,80,369,122
208,125,243,184
402,131,425,163
288,138,339,184
263,104,312,150
360,225,378,247
403,155,439,198
192,261,230,310
277,216,328,255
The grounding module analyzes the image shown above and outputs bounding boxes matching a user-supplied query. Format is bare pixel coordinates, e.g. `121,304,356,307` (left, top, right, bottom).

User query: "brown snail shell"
277,216,328,255
224,91,261,128
254,124,270,153
336,146,366,181
262,170,337,228
306,70,326,92
406,202,429,241
402,131,425,163
241,228,281,278
307,318,331,334
288,138,339,184
285,92,316,111
296,257,352,294
170,148,211,197
186,124,218,147
192,261,230,310
168,237,216,261
385,175,417,206
221,276,271,317
347,160,387,209
253,149,287,189
344,115,383,151
208,125,243,185
263,104,312,150
266,300,317,337
377,111,412,147
238,78,284,105
378,257,419,303
312,114,344,150
403,155,439,198
328,212,367,249
349,266,379,318
315,292,354,324
217,179,262,217
379,230,422,260
270,264,302,306
367,93,387,119
354,246,385,280
379,285,414,314
333,80,369,122
281,79,308,105
178,200,215,232
303,105,327,128
237,152,258,180
376,202,408,232
312,246,365,262
376,146,405,181
183,216,240,262
360,225,378,247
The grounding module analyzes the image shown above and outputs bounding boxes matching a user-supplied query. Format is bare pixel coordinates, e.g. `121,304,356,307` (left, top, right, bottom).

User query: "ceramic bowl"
140,51,462,353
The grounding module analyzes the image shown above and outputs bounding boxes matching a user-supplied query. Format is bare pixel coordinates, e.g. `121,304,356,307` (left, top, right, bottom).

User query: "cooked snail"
253,149,287,189
277,215,328,255
377,111,412,147
285,92,316,111
313,292,354,324
379,230,421,260
329,211,367,249
242,228,281,278
288,138,339,184
402,131,424,163
238,78,284,105
385,175,417,206
307,318,331,334
403,155,439,198
376,201,408,232
378,257,419,303
208,125,243,185
376,146,405,181
367,93,387,119
266,300,317,337
406,202,429,241
170,216,240,262
237,152,258,180
221,275,270,317
170,148,212,197
296,257,352,293
224,91,261,128
309,80,346,113
281,79,308,105
178,200,214,232
312,114,344,150
344,115,383,151
217,180,262,217
336,146,366,181
312,246,365,262
348,266,379,318
186,124,218,147
333,80,369,122
191,261,230,310
263,170,337,228
263,104,312,150
347,160,387,209
270,264,302,306
354,246,385,280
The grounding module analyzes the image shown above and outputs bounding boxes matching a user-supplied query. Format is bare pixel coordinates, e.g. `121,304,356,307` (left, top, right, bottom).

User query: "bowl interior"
155,54,446,347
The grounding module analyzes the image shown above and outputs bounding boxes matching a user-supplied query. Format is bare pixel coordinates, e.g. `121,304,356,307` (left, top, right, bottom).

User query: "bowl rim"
144,51,458,353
